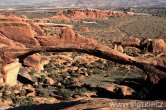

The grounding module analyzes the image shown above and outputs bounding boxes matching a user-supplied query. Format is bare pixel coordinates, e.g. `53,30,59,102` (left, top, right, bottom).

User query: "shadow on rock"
8,100,87,110
113,77,166,100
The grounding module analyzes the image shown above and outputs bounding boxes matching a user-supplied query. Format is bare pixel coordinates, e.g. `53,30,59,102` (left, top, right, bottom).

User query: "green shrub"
38,75,46,83
28,70,35,76
68,69,76,77
13,97,33,106
9,93,16,100
49,73,63,82
36,84,50,98
59,88,72,100
72,61,80,67
38,89,50,98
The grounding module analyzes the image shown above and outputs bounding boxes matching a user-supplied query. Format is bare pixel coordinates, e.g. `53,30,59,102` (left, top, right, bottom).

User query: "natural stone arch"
0,17,165,90
2,30,165,86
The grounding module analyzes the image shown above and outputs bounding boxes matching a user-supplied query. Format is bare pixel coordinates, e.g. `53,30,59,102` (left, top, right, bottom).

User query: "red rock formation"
51,9,134,21
0,59,21,85
23,54,41,71
121,37,141,47
26,20,44,36
51,14,70,22
79,27,90,32
0,16,165,88
0,18,40,47
0,34,26,48
150,39,166,54
121,38,166,54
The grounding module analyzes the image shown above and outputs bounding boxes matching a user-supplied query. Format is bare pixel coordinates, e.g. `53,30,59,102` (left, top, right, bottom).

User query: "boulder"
121,38,166,54
102,83,135,97
23,54,41,71
151,39,166,54
46,77,55,85
0,59,21,85
79,27,90,32
121,37,141,47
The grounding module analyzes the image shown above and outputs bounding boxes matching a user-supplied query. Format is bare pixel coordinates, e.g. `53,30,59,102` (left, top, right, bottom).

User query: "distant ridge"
0,0,166,10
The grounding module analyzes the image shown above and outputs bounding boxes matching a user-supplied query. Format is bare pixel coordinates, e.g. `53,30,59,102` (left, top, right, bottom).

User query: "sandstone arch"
0,17,165,89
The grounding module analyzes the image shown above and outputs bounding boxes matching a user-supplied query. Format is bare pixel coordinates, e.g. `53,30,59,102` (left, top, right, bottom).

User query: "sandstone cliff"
51,9,134,21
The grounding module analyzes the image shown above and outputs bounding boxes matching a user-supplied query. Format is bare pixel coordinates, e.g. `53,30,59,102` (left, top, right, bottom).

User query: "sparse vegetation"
74,16,166,48
1,7,165,108
28,70,35,76
38,75,47,83
59,88,72,100
13,97,33,106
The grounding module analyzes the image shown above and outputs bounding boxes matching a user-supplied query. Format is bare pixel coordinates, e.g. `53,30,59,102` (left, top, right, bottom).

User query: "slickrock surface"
10,98,165,110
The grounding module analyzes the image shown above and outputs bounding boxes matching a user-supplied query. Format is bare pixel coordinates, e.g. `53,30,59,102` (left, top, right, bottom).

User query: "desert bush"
38,89,50,98
68,69,76,77
28,70,35,76
92,69,102,74
36,84,50,98
59,88,72,100
38,75,46,83
13,97,33,106
72,61,80,67
49,73,63,82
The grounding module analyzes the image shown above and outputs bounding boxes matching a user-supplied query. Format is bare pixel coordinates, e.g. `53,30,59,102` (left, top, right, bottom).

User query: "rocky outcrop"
51,9,135,21
0,34,26,48
101,83,135,97
23,54,41,71
26,20,44,36
79,27,90,32
150,39,166,54
121,38,166,54
0,59,21,85
121,37,141,48
0,18,40,47
0,16,165,88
